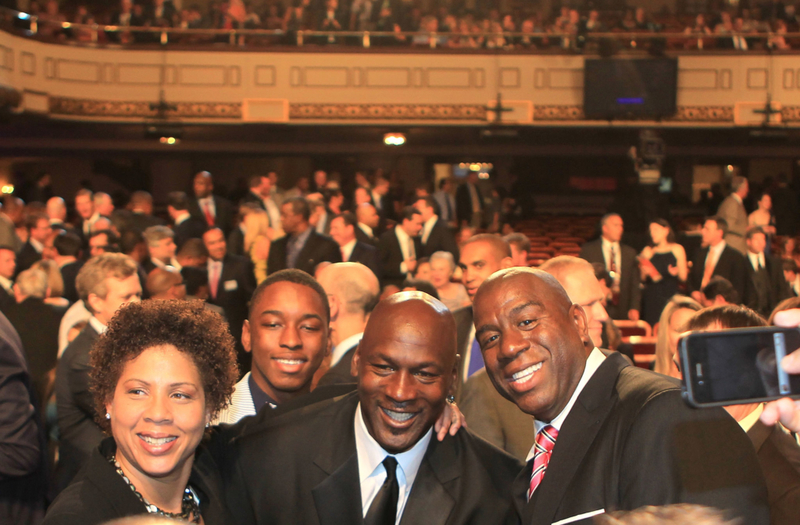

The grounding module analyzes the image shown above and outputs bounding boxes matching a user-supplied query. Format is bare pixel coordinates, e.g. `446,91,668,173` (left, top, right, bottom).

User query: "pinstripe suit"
214,373,256,425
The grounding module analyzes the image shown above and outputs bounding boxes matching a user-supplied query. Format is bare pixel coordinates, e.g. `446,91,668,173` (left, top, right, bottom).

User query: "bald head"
46,197,66,222
145,267,185,300
475,266,571,311
317,262,379,318
459,234,513,299
355,291,458,453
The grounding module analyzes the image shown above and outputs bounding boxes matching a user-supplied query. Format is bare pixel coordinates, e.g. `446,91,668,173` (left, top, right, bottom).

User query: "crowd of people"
1,165,800,525
10,0,800,50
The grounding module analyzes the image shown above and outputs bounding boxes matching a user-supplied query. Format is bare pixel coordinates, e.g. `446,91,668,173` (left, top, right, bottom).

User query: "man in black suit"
579,213,641,321
241,174,283,235
355,202,380,245
189,171,234,236
473,267,769,525
0,246,15,311
125,191,166,234
684,305,800,525
5,268,67,413
415,196,458,260
377,205,423,288
0,310,47,525
16,213,50,277
203,227,256,375
52,231,84,304
224,292,522,525
689,216,749,306
455,172,484,229
744,226,790,317
55,253,142,492
328,212,380,278
316,262,380,387
267,197,341,276
142,225,179,274
167,191,207,250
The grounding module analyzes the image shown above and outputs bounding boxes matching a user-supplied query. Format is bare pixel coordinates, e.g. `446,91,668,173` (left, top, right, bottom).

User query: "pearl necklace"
109,455,201,523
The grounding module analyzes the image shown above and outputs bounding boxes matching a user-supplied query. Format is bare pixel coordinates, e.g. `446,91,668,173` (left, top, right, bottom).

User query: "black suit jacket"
267,230,342,276
377,228,422,287
224,392,522,525
747,420,800,525
189,195,234,236
456,183,483,226
745,254,791,316
4,298,66,412
355,224,378,246
316,345,357,387
227,227,245,257
16,241,42,277
689,244,749,303
0,311,47,525
208,254,256,374
54,324,103,492
0,285,14,312
348,241,380,279
126,212,165,234
60,260,84,304
422,217,459,260
44,438,232,525
579,239,641,319
512,352,769,525
173,216,208,250
452,306,473,401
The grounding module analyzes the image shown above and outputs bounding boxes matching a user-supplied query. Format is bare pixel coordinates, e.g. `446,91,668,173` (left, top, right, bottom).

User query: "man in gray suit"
717,175,749,254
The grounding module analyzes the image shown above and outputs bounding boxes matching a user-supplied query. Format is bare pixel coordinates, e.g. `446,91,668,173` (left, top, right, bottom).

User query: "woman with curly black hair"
44,300,238,525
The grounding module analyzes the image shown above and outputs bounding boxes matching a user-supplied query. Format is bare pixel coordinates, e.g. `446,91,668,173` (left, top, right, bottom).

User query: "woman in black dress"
639,219,689,328
44,300,238,525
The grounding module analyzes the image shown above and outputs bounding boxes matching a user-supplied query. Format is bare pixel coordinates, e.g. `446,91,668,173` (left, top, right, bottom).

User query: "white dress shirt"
355,403,432,523
394,226,414,275
331,331,363,367
529,348,607,460
747,251,765,270
174,211,191,226
198,196,216,219
0,275,12,295
340,238,357,263
29,238,44,254
359,223,374,239
705,240,727,272
152,257,183,271
88,316,108,336
600,238,622,283
421,216,437,245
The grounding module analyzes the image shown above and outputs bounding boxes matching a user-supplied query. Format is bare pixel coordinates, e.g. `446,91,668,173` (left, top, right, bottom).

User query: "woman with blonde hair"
32,259,69,308
654,295,702,378
243,209,271,284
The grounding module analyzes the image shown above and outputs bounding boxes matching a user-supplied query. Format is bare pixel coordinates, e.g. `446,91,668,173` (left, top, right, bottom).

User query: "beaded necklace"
109,455,201,523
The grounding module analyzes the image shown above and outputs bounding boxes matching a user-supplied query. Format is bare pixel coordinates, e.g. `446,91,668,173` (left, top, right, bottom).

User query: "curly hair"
90,300,238,433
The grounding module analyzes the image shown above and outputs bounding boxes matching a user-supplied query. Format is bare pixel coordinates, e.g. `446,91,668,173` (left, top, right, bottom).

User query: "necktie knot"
528,425,558,500
382,456,398,479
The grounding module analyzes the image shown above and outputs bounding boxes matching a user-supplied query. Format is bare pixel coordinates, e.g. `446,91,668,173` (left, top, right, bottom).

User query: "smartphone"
679,326,800,408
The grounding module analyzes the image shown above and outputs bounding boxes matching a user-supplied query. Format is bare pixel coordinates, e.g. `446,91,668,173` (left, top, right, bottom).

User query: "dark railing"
2,6,799,53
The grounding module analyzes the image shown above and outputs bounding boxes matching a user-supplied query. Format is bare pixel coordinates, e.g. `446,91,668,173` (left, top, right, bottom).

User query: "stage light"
1,185,14,194
384,133,406,146
159,136,180,145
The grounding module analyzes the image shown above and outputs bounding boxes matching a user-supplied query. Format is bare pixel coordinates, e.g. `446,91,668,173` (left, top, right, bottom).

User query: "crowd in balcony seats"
10,0,800,50
2,164,800,525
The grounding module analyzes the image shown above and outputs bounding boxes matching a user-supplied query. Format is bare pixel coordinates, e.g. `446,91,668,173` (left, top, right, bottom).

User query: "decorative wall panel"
254,65,276,86
303,67,349,87
678,69,717,89
548,69,582,89
426,68,471,88
20,51,34,75
0,44,12,71
49,96,241,118
364,68,411,88
117,64,162,85
178,65,227,86
289,103,486,120
56,59,101,83
746,68,768,89
499,68,521,89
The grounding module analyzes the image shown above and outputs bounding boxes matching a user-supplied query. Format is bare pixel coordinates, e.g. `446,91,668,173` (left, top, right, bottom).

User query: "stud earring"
106,413,111,420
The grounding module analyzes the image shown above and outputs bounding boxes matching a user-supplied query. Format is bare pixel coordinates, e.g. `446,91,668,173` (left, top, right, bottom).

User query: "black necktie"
365,456,399,525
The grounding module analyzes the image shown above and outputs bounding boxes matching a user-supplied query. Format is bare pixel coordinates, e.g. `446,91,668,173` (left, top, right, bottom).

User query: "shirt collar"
394,225,411,245
600,237,619,251
29,238,44,253
358,223,374,238
422,216,437,241
0,275,12,293
355,402,431,495
248,372,278,411
738,404,764,432
709,240,726,256
530,347,606,460
341,238,357,261
174,211,191,225
732,193,743,205
89,316,108,335
331,332,363,367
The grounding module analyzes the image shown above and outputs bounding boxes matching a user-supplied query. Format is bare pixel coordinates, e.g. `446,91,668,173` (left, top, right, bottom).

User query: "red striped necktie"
528,425,558,500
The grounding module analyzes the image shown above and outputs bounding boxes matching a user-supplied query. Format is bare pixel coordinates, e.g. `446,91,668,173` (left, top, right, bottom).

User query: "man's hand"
405,258,417,273
761,309,800,432
434,399,466,441
628,309,640,321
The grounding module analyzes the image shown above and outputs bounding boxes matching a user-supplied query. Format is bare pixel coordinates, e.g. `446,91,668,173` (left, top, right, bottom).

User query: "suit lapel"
528,353,627,525
297,232,318,271
400,437,457,525
311,396,363,525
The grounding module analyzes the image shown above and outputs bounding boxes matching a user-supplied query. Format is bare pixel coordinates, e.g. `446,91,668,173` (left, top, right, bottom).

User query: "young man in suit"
328,212,380,279
689,216,749,306
203,227,257,375
744,226,790,317
717,175,749,254
166,191,207,250
16,213,50,277
377,206,423,288
316,262,380,387
267,197,341,276
224,292,522,525
125,191,165,234
685,305,800,525
473,267,769,525
355,202,380,245
414,196,458,260
579,213,641,321
54,254,142,492
214,269,332,424
456,172,484,229
52,232,84,304
189,171,234,236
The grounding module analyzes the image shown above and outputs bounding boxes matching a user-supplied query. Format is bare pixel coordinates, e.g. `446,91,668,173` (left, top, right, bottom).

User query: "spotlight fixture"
1,185,14,194
159,136,180,145
384,133,406,146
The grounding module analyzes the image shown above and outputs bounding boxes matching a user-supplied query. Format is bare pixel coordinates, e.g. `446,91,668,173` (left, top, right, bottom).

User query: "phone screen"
681,327,800,406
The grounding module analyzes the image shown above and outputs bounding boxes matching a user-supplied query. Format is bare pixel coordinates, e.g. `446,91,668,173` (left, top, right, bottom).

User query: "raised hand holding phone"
761,309,800,432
